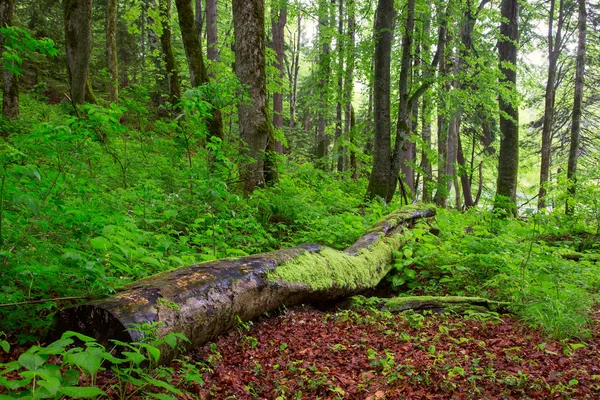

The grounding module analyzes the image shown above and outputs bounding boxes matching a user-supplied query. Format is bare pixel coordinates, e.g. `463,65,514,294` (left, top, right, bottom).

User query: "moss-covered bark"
51,205,436,364
0,0,18,119
370,295,511,314
159,0,181,106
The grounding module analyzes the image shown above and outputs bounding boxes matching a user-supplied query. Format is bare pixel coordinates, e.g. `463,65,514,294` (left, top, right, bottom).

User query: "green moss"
267,234,405,291
381,295,510,313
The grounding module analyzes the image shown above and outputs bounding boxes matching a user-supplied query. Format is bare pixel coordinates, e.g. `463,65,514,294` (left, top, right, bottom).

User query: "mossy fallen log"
361,295,511,315
49,204,435,363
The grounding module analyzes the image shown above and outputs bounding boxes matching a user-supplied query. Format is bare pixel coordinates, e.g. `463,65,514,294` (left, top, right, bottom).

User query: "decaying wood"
50,205,435,363
370,295,511,315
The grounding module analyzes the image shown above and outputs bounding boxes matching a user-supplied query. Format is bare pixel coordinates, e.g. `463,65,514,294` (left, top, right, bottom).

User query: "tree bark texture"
233,0,273,193
335,0,344,172
271,2,286,154
64,0,93,105
539,0,565,209
366,0,395,202
206,0,219,62
0,0,17,119
175,0,224,141
566,0,586,215
107,0,118,104
51,205,436,364
345,0,356,177
195,0,203,44
495,0,519,214
159,0,181,106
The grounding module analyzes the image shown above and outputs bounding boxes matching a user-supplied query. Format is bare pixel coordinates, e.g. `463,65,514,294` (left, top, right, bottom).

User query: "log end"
48,304,137,346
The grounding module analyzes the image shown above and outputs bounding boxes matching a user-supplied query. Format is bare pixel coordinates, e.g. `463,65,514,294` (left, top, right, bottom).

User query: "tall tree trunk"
271,0,286,154
335,0,344,172
366,0,395,202
457,132,474,208
393,0,416,198
206,0,219,62
315,0,331,167
233,0,276,193
175,0,224,141
539,0,565,209
64,0,93,105
345,0,356,178
566,0,586,215
0,0,17,119
159,0,181,106
195,0,203,43
495,0,519,215
107,0,118,104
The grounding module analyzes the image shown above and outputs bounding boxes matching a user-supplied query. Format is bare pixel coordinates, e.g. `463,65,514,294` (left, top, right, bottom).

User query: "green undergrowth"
0,94,400,341
386,208,600,340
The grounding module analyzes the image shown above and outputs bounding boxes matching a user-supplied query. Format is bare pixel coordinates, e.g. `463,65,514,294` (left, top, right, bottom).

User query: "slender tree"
107,0,118,103
232,0,277,192
159,0,181,106
334,0,344,171
271,0,286,153
495,0,519,215
64,0,93,105
315,0,332,167
345,0,357,179
206,0,219,63
0,0,17,118
539,0,567,209
566,0,586,215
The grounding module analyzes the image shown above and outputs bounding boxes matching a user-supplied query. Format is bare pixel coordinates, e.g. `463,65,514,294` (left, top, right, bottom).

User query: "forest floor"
178,305,600,399
1,304,599,399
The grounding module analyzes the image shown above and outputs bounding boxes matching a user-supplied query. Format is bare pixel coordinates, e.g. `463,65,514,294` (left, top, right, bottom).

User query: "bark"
366,0,395,202
566,0,586,215
271,1,286,153
175,0,224,141
457,132,474,208
495,0,519,215
50,205,436,364
159,0,181,106
195,0,202,44
64,0,93,105
0,0,17,119
539,0,565,209
421,6,433,203
107,0,118,104
233,0,275,193
206,0,219,62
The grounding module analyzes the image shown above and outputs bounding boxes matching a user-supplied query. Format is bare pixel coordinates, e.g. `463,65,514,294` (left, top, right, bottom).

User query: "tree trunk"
335,0,344,172
233,0,275,193
345,0,356,177
206,0,219,63
64,0,93,105
107,0,118,104
495,0,519,215
159,0,181,106
175,0,224,141
315,0,331,168
374,295,510,314
271,1,286,154
51,205,436,364
0,0,17,119
366,0,395,202
539,0,565,209
195,0,202,44
288,11,301,128
393,0,416,198
565,0,586,215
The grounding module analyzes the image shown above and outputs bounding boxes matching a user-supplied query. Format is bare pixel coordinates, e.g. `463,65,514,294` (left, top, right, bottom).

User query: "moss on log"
369,295,511,314
50,204,436,363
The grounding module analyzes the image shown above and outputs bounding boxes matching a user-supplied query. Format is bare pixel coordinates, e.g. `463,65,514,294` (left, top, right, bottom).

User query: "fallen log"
360,295,511,315
50,204,436,363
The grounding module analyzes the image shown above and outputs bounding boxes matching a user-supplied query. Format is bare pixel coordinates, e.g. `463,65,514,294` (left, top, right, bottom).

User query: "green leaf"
13,194,40,216
61,331,98,343
122,350,147,366
0,340,9,353
37,376,61,396
146,393,176,400
18,351,47,371
64,348,103,376
139,343,160,363
140,256,161,268
90,236,112,251
59,386,108,398
403,268,417,279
